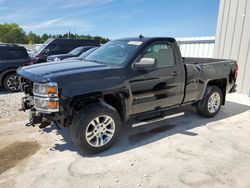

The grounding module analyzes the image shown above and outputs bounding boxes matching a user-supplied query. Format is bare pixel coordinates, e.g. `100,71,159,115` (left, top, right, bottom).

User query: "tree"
0,23,110,44
0,23,26,43
41,33,49,42
26,31,41,44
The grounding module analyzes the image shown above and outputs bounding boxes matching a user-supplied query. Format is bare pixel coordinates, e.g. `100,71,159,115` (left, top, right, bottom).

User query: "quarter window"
142,43,175,67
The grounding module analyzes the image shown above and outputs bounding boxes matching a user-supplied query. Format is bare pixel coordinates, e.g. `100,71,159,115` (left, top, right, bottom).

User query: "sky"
0,0,220,39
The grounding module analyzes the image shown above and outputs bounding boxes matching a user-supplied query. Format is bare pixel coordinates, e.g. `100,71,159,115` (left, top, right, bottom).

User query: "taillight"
235,63,238,80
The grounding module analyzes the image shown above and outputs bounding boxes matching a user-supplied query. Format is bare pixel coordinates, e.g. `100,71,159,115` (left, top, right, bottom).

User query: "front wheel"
3,73,21,92
196,86,222,118
71,102,121,154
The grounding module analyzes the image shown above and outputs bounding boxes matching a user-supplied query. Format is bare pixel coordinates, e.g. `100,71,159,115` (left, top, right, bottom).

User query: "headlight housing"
34,97,59,112
33,82,58,97
33,82,59,113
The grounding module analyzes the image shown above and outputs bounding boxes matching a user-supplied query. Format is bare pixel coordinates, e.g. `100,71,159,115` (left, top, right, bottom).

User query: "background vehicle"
0,44,30,92
64,47,98,61
18,37,237,154
47,46,96,62
30,39,100,64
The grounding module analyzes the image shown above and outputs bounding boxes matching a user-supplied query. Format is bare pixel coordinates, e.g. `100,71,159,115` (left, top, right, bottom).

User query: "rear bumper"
229,84,237,93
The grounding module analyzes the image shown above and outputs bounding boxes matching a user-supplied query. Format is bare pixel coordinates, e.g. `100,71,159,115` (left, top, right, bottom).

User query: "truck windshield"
85,40,141,65
79,47,98,59
69,47,83,56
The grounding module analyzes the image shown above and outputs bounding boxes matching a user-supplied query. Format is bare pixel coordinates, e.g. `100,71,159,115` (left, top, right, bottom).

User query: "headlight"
34,97,59,112
33,82,58,97
33,82,59,113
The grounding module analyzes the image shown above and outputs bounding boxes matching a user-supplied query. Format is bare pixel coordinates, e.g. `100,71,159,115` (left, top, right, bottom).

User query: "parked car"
0,44,30,92
47,46,96,62
18,37,237,154
30,38,100,64
64,47,98,61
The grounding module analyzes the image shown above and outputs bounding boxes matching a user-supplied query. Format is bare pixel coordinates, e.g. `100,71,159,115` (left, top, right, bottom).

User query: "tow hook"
25,110,43,127
25,122,35,127
38,120,62,130
39,120,52,129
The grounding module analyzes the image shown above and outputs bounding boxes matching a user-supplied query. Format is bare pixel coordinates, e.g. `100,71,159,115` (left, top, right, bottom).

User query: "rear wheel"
71,102,121,154
196,86,222,117
3,73,21,92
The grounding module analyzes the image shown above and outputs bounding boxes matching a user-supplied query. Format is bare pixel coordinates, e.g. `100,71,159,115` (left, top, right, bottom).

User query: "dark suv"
0,44,30,92
30,39,100,64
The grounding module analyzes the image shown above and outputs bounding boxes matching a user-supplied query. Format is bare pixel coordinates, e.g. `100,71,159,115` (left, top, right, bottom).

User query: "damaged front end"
20,78,60,129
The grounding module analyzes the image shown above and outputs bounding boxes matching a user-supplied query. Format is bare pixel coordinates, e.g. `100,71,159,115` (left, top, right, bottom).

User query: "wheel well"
207,78,227,105
71,93,125,121
1,71,16,86
103,94,125,121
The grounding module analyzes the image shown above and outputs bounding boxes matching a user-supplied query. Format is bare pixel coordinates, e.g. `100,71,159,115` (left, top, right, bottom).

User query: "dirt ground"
0,141,40,174
0,91,250,188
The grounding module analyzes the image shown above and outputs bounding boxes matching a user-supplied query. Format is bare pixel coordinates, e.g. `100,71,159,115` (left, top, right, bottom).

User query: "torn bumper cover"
21,96,52,128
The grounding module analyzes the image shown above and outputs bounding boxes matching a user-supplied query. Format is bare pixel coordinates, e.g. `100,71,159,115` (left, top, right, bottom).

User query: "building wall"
214,0,250,94
176,36,215,58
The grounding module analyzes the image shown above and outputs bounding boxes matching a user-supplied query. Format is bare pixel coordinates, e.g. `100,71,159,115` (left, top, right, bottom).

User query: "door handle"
170,71,180,76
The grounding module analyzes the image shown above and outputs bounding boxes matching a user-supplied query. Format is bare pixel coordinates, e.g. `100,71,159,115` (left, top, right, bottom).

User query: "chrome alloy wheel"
7,75,21,91
208,92,221,113
85,115,116,147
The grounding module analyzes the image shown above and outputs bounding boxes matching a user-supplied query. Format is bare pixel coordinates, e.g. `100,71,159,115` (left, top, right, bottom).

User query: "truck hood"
17,60,110,82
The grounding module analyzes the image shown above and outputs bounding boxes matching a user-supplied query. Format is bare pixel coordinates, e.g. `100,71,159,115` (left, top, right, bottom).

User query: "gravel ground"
0,90,27,123
0,92,250,188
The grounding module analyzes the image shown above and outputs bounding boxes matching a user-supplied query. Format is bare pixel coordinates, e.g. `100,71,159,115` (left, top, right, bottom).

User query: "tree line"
0,23,110,44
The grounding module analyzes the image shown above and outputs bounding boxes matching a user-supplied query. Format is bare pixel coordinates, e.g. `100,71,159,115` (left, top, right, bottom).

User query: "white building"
214,0,250,95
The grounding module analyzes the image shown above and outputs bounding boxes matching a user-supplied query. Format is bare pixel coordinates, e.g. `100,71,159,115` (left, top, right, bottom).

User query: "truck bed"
184,57,230,64
182,57,237,104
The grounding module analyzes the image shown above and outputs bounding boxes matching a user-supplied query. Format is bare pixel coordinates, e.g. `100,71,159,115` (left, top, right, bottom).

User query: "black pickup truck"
17,37,237,154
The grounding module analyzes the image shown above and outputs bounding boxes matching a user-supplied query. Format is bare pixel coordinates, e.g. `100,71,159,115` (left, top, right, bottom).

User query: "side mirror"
134,58,156,69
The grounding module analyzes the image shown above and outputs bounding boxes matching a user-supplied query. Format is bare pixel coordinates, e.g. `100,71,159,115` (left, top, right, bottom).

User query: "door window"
4,49,28,60
142,43,175,67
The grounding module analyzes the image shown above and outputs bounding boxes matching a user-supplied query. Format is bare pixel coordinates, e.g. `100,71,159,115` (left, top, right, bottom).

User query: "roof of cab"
0,44,26,49
117,37,176,43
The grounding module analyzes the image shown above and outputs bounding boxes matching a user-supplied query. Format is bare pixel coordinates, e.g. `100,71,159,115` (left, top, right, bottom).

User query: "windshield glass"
35,38,54,54
85,40,142,65
79,47,98,59
69,47,83,56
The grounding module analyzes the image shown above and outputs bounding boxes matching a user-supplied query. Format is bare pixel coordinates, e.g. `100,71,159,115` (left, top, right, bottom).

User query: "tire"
3,73,21,92
196,86,222,118
71,102,121,154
